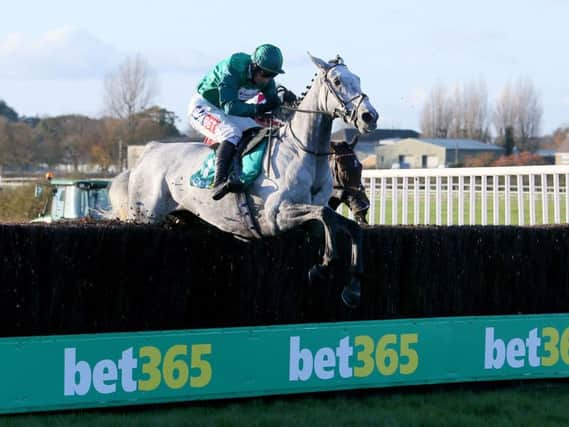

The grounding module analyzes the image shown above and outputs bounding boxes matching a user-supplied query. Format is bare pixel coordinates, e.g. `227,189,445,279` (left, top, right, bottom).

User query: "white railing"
0,176,39,188
360,165,569,226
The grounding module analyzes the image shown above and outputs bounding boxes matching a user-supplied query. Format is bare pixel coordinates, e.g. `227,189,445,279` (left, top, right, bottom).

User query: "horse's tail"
107,169,130,221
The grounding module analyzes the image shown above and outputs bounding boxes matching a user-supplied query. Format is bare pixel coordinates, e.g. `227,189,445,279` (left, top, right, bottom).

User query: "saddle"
202,119,280,159
191,127,279,190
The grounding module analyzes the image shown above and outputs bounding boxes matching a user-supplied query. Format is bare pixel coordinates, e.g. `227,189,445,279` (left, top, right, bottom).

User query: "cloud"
0,26,215,80
0,26,125,79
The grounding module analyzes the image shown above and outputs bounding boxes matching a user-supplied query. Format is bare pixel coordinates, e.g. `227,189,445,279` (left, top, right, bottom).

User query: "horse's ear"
307,52,331,72
349,134,359,148
330,54,344,65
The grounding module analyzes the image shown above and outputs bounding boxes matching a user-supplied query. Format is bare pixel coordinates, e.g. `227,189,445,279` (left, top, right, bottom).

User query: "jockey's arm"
219,76,258,117
261,81,281,111
218,70,281,118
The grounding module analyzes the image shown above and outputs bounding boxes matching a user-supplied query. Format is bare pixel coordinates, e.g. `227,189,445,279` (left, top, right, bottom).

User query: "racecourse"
339,191,569,226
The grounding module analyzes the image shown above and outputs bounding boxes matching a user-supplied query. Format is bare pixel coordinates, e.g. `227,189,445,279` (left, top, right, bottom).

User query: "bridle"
322,66,368,128
281,64,368,156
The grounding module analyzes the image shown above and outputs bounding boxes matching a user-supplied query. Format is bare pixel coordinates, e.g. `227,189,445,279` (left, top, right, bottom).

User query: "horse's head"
331,134,359,156
309,53,379,134
330,134,363,188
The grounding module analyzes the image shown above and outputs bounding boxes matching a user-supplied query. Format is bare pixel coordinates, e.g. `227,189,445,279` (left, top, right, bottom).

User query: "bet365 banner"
2,314,569,414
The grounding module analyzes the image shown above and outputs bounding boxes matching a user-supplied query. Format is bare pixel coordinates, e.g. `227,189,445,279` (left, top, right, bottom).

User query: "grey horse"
109,53,378,308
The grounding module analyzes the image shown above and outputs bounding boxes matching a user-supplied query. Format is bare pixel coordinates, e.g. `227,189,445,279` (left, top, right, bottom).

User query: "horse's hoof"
341,277,361,309
308,264,330,284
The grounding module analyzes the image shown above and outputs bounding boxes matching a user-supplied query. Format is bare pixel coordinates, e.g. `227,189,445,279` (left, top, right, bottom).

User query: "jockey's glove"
277,85,297,104
256,102,276,115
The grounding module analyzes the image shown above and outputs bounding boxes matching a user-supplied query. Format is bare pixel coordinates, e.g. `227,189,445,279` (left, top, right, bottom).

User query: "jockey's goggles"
259,69,278,78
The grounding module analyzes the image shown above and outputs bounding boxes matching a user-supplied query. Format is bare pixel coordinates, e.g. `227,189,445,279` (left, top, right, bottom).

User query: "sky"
0,0,568,135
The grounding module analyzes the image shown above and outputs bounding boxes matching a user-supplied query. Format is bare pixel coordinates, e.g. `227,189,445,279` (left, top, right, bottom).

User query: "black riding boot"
212,140,244,201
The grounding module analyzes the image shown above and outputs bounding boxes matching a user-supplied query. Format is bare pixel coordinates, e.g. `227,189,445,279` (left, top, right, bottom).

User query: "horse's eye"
333,78,341,86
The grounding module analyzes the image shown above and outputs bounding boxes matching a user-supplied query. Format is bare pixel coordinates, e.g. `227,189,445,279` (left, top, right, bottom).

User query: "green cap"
252,44,285,74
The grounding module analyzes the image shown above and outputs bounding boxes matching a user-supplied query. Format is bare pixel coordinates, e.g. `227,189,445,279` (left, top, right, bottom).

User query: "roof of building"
419,138,504,151
331,128,420,143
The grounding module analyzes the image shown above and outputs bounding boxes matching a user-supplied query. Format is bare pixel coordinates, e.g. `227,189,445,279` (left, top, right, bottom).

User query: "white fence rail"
361,165,569,226
0,176,39,189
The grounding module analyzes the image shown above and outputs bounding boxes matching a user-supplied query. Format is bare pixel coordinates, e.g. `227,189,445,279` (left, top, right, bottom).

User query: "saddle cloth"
190,136,268,189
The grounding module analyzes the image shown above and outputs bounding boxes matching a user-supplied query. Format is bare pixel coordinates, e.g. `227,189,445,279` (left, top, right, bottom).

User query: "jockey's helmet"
252,44,285,75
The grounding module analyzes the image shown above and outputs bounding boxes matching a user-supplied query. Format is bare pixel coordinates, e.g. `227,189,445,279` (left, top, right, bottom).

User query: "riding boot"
212,140,244,201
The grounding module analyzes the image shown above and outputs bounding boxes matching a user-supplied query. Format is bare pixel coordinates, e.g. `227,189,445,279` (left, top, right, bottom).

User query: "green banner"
2,314,569,414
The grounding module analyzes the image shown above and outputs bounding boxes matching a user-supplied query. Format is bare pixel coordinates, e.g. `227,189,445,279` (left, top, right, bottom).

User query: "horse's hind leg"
109,170,130,220
127,170,175,223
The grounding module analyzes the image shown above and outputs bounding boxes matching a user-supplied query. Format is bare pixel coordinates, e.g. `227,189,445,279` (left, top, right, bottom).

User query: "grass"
0,184,46,223
340,191,569,226
2,381,568,426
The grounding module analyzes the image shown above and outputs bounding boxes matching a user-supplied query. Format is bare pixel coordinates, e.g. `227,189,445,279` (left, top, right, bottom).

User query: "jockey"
188,44,286,201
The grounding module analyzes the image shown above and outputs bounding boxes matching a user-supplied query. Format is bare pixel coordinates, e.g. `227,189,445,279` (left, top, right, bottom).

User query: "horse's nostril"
361,112,374,124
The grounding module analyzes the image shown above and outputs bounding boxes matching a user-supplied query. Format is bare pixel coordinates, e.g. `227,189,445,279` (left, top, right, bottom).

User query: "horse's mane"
276,56,344,122
289,56,344,109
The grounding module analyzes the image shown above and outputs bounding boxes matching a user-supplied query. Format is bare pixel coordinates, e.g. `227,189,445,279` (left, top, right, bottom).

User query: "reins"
279,64,367,157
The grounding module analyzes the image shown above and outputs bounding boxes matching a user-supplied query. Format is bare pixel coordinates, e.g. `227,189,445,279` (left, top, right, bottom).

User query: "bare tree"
103,54,157,169
461,79,490,141
423,80,490,141
420,83,452,138
493,78,542,151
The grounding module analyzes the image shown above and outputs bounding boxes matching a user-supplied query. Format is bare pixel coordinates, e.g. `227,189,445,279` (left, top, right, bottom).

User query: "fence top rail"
362,165,569,179
0,176,39,182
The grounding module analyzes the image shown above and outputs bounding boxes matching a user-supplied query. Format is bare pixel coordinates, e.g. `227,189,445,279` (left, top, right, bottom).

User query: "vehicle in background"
32,177,111,223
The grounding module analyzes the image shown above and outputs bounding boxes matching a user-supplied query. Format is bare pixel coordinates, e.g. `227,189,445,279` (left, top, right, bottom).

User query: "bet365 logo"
484,326,569,369
289,333,419,382
64,344,212,396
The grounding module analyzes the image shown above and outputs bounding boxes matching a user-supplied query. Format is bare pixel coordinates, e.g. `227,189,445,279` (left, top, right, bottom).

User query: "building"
330,128,420,167
375,138,504,169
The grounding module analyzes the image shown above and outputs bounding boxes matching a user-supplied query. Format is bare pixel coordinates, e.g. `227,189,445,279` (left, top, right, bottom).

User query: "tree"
103,54,158,169
0,100,18,122
0,117,34,169
420,83,452,138
493,78,543,151
504,126,514,156
450,80,490,141
421,81,490,141
552,127,569,149
138,106,180,137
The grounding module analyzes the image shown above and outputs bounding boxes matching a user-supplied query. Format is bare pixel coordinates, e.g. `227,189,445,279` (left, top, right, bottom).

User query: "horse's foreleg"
335,214,364,275
332,214,364,308
274,204,363,308
275,204,339,266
